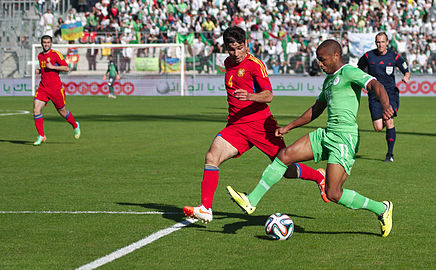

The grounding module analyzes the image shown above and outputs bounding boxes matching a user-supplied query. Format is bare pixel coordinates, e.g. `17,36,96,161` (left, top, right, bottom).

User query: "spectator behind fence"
286,36,298,74
86,42,98,71
41,8,55,37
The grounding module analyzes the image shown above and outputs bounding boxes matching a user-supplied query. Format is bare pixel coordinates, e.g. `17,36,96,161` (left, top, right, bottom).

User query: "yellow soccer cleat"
378,201,393,237
226,186,256,215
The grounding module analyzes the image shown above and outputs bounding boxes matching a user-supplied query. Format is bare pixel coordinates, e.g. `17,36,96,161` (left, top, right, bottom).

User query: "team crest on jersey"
386,66,393,75
402,62,408,69
333,76,340,85
237,69,245,77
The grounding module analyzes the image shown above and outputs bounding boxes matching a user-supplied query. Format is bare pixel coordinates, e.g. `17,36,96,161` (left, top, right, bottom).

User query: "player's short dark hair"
41,35,52,42
376,32,389,42
223,26,246,46
317,39,342,56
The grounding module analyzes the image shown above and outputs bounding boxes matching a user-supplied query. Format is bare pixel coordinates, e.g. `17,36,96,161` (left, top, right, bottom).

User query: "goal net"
31,43,185,96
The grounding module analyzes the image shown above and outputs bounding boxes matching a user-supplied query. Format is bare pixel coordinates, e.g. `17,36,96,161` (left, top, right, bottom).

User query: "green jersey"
318,64,374,134
107,60,118,77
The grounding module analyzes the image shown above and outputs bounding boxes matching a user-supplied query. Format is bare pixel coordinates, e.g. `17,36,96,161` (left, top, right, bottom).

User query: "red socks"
201,165,219,209
295,163,324,185
65,111,78,129
34,114,44,137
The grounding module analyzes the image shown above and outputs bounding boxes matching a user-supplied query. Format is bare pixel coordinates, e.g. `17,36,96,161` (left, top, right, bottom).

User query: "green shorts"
309,128,360,175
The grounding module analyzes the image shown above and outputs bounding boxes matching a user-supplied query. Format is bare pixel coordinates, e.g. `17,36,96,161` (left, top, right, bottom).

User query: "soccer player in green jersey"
228,40,394,237
103,55,120,99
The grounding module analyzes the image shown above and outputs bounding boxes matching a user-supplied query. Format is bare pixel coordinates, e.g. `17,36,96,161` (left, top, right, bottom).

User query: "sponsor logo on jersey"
237,69,245,77
333,76,340,85
402,62,408,69
386,66,393,75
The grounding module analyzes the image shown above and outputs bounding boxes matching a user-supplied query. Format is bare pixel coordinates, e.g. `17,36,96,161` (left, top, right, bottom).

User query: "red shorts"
218,116,286,160
34,87,66,109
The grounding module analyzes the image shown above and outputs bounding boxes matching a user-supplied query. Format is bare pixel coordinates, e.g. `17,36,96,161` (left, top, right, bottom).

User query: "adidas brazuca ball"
265,213,294,240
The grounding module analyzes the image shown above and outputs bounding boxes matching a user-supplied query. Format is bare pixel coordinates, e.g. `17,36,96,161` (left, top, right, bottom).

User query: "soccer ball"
265,213,294,240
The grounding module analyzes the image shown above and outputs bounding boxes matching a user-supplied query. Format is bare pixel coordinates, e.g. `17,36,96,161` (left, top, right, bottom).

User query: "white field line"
75,218,197,270
0,210,180,215
0,110,30,116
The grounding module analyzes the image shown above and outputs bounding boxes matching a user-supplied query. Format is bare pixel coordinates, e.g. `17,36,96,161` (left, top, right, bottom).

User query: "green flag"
176,33,194,45
200,33,211,45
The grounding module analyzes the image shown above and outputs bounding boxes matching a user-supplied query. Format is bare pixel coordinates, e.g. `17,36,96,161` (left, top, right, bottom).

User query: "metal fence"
0,0,70,17
0,0,71,78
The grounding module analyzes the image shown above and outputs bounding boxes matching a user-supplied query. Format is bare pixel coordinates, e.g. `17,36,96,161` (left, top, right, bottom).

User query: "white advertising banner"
1,75,436,97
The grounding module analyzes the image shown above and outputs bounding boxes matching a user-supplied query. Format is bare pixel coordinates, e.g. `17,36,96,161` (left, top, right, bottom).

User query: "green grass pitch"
1,96,435,269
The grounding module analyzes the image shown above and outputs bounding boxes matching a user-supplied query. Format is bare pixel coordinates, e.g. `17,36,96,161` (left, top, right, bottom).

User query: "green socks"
248,158,288,207
338,188,386,215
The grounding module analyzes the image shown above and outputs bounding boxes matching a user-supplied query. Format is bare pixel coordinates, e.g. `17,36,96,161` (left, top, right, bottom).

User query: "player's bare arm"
367,79,394,120
35,68,40,74
275,100,327,137
46,61,69,72
402,72,411,83
234,89,272,103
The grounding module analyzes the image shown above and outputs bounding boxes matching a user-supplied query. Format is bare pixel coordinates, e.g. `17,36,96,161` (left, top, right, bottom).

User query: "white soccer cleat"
183,205,213,224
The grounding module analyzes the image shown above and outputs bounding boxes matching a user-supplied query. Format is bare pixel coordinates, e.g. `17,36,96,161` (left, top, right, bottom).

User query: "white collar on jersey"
333,64,349,75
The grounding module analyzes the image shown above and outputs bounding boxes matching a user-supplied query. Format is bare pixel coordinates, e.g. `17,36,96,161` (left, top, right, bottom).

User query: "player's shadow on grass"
0,139,33,145
215,213,309,235
354,154,382,162
116,202,207,228
116,202,379,237
0,139,75,145
254,230,378,239
116,202,315,234
116,202,264,230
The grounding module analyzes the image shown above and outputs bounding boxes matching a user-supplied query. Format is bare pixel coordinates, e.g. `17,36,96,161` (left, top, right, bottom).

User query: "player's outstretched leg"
74,122,80,139
226,186,256,214
337,188,392,237
378,201,393,237
33,135,47,146
183,205,213,224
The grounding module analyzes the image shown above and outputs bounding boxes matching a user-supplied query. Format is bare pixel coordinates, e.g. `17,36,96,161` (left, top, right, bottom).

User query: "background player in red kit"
183,26,326,224
33,35,80,146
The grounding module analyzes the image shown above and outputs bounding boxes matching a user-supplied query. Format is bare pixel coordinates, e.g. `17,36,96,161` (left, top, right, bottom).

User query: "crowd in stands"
37,0,436,75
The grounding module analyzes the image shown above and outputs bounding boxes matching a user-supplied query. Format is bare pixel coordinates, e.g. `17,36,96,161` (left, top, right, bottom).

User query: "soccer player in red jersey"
33,35,80,146
183,27,327,224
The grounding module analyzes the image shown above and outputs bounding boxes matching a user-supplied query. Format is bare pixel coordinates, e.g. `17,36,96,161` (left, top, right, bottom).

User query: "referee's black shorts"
368,88,399,121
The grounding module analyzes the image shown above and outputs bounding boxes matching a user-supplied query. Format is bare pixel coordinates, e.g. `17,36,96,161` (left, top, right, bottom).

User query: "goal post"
31,43,185,96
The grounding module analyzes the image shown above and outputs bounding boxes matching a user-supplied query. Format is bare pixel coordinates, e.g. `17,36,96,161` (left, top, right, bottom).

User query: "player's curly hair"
223,26,246,46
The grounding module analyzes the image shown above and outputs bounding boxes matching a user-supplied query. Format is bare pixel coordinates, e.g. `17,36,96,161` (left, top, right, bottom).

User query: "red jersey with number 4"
38,49,68,91
224,53,272,124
